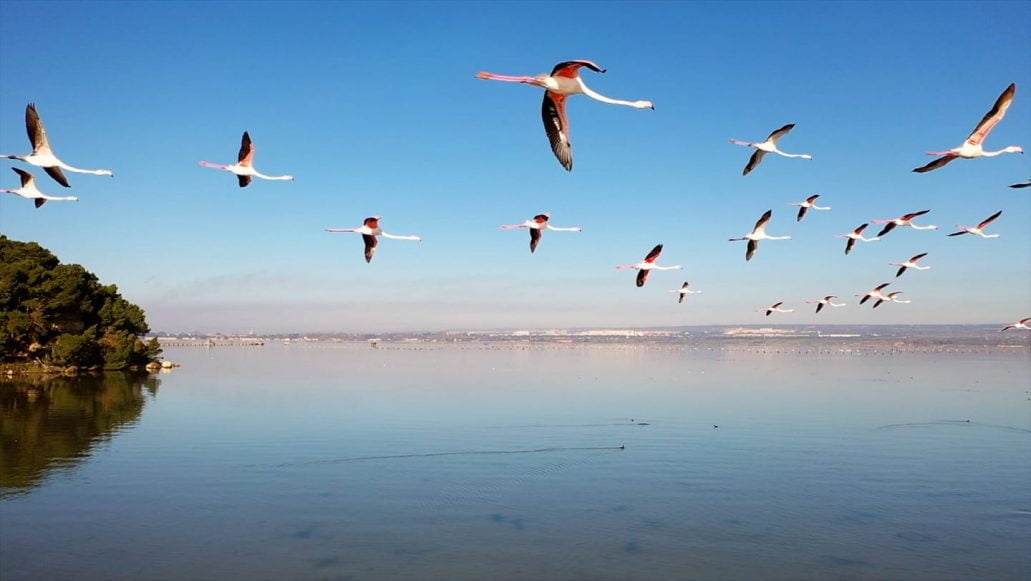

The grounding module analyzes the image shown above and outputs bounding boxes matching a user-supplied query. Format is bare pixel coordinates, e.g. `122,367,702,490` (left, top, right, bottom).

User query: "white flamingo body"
789,194,830,221
616,244,683,287
807,295,846,313
763,302,794,316
325,216,421,263
669,282,702,303
872,210,938,238
1001,318,1031,331
500,213,581,253
200,131,294,187
949,210,1002,238
477,60,653,171
890,253,931,277
730,123,813,175
834,223,880,255
0,103,114,187
914,84,1023,173
1,167,78,207
729,209,791,261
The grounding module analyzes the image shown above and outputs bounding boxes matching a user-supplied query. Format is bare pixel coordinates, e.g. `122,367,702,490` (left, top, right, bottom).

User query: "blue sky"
1,1,1028,332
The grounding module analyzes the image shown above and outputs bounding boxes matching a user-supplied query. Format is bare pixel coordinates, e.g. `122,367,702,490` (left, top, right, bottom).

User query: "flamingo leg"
476,72,538,84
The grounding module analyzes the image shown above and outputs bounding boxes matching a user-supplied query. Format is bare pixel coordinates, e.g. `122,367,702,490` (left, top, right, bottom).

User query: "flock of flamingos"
1,59,1029,331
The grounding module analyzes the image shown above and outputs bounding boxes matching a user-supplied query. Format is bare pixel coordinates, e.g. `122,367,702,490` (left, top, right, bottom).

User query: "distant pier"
156,338,265,347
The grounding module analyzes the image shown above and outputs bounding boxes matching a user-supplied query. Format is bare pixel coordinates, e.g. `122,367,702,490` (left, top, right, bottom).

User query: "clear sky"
1,1,1028,333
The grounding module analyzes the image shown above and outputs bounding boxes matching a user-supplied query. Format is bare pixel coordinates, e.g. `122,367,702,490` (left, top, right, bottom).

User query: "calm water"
2,344,1029,580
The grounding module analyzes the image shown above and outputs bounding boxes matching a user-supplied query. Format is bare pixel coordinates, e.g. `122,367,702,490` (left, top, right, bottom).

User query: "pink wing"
542,92,573,171
966,83,1015,146
238,131,255,166
550,60,605,78
644,244,663,263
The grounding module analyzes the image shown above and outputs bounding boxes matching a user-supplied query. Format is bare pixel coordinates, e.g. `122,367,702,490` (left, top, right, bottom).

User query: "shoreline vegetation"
1,236,162,376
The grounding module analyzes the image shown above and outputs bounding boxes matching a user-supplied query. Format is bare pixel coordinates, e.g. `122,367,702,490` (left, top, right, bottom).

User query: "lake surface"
2,343,1029,580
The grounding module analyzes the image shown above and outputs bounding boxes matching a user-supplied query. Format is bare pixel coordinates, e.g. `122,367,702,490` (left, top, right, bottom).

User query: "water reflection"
0,372,159,497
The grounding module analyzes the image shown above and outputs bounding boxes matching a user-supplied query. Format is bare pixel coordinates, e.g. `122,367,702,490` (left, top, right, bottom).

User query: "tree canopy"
0,235,160,369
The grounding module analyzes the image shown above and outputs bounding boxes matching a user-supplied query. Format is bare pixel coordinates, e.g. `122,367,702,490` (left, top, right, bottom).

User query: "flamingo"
325,216,421,263
874,292,910,309
0,103,113,187
500,213,581,253
615,244,683,287
857,283,891,305
788,194,830,222
669,282,702,303
199,131,294,187
872,210,938,238
890,253,931,277
913,83,1023,173
948,210,1002,238
1001,318,1030,331
476,60,654,171
728,209,791,261
807,296,846,314
834,223,879,255
1,167,78,208
730,123,813,176
763,302,794,316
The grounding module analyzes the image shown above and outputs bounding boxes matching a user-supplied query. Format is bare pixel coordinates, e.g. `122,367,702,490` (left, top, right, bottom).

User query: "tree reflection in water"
0,372,160,497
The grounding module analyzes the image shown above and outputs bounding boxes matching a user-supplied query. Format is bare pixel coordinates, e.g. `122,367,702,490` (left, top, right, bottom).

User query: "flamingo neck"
579,83,652,109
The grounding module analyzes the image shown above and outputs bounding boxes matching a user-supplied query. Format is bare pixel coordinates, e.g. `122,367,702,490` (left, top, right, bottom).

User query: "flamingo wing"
550,60,605,77
1009,180,1031,188
896,265,907,277
636,269,650,288
11,167,33,188
743,150,765,175
902,210,931,220
816,302,824,313
753,209,773,233
854,223,869,235
806,194,820,203
875,283,890,291
913,155,956,173
966,83,1015,146
43,166,70,188
977,210,1002,229
34,198,46,208
746,239,758,261
911,252,928,261
947,229,969,237
362,234,378,263
845,237,856,255
644,244,663,263
796,205,808,222
529,228,542,253
873,299,885,309
25,103,52,154
238,131,255,165
542,92,573,171
533,213,550,224
766,123,795,143
237,174,252,188
364,217,380,228
876,222,897,237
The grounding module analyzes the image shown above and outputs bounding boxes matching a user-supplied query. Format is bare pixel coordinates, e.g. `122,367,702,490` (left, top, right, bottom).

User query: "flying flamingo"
763,302,794,317
835,223,879,255
890,253,931,277
669,282,702,303
730,123,813,176
788,194,830,222
807,296,846,313
857,283,891,305
729,209,791,261
476,60,654,171
948,211,1002,238
1001,318,1030,331
0,103,113,187
874,292,910,309
1,167,78,208
199,131,294,187
616,244,683,287
873,210,938,238
325,216,421,263
500,213,581,253
913,83,1023,173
